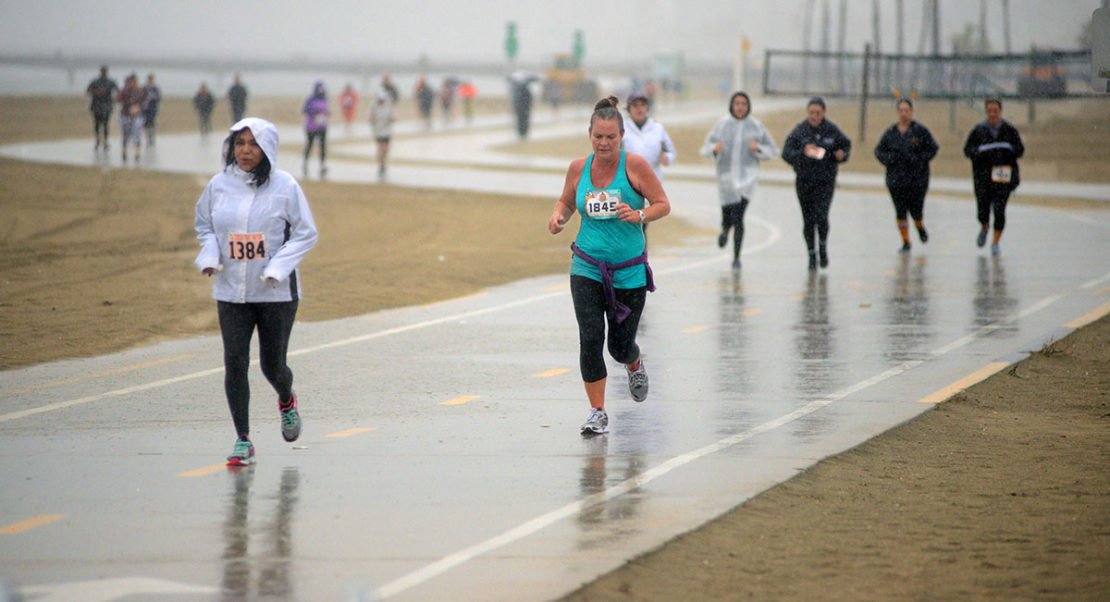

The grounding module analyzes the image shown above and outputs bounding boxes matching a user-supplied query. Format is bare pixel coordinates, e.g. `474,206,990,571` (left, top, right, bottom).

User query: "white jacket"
194,117,318,303
622,116,676,183
701,114,778,205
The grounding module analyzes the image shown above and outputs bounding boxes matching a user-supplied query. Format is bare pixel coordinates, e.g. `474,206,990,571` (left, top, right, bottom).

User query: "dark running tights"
721,198,750,260
304,130,327,164
570,275,646,383
975,182,1011,231
796,179,835,253
93,111,110,141
217,300,298,437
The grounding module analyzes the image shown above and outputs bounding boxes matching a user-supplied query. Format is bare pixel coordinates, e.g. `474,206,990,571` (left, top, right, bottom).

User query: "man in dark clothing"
963,98,1024,256
227,74,248,124
86,65,119,150
782,97,851,269
512,81,533,140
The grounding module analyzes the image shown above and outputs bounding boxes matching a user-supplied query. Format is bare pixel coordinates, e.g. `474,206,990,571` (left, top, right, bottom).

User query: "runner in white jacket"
622,91,676,184
194,116,318,466
701,91,778,269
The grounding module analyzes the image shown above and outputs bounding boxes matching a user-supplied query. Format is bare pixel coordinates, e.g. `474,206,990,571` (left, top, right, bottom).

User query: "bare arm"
622,153,670,223
548,158,585,235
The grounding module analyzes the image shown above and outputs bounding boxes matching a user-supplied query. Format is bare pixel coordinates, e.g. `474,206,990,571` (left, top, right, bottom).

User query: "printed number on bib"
228,233,267,261
584,189,621,220
990,165,1012,184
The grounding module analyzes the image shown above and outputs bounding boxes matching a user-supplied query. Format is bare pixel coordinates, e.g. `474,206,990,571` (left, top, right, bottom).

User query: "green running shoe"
226,437,254,467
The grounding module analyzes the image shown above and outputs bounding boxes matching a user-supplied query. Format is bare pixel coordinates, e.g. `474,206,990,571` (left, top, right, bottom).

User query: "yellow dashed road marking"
1,514,66,534
325,427,378,438
742,309,762,316
533,368,570,378
177,464,228,478
918,362,1010,404
683,325,709,333
441,395,480,406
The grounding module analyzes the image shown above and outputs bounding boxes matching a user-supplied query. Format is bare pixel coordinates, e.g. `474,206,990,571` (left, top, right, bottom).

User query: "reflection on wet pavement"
884,254,934,361
221,467,300,600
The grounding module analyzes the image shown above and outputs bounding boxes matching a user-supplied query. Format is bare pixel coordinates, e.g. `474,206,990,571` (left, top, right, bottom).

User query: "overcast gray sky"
0,0,1099,65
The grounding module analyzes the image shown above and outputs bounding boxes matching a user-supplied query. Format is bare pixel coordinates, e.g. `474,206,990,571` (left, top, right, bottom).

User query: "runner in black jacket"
782,97,851,269
963,98,1023,256
874,98,939,252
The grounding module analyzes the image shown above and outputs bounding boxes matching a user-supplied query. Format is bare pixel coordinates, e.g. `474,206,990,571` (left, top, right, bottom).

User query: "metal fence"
763,49,1101,99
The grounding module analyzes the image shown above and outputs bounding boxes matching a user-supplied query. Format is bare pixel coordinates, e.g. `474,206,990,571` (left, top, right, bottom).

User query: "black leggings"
974,182,1012,231
92,110,111,141
720,198,750,259
570,275,646,383
217,300,298,437
888,183,927,221
304,130,327,164
796,179,835,253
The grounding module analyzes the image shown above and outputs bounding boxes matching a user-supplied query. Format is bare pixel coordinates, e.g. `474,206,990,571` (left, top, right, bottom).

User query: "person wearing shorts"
194,117,318,466
547,96,672,436
369,92,395,180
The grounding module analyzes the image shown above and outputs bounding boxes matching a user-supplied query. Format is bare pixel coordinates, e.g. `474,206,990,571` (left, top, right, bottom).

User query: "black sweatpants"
217,300,298,437
974,181,1012,231
796,178,835,253
570,275,646,383
720,198,750,260
888,182,928,221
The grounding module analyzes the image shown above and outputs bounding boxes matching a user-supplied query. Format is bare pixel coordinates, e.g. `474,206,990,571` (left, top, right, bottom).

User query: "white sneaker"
626,360,649,402
580,408,608,435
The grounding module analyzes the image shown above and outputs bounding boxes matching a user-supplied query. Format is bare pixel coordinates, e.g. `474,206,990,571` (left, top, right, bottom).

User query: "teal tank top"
570,151,647,288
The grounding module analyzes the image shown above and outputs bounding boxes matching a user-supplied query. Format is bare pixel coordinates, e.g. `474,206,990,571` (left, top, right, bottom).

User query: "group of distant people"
85,65,250,162
698,93,1023,268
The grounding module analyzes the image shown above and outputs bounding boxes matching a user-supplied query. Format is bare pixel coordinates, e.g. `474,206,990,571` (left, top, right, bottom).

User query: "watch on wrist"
637,210,646,223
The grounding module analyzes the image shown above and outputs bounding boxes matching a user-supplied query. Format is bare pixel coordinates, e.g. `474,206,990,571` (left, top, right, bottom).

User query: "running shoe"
580,408,609,435
900,241,911,253
819,246,829,268
717,231,728,248
976,229,988,248
808,253,817,270
732,258,741,270
626,360,649,402
280,394,301,442
917,227,928,243
227,437,255,466
990,242,1000,256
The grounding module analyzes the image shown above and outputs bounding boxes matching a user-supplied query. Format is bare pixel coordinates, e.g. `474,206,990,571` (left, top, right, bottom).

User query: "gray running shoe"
990,242,1000,256
280,394,301,442
580,408,609,435
626,360,649,402
976,229,988,248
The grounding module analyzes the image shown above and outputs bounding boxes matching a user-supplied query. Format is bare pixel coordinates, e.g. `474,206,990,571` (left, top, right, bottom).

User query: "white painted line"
373,292,1066,599
1079,270,1110,290
0,216,780,425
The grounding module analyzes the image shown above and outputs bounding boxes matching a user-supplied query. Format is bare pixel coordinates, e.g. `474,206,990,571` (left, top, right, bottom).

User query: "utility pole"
1002,0,1012,53
803,0,814,90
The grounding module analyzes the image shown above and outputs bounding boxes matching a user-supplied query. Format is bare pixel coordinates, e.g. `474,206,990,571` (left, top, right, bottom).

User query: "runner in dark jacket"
782,97,851,270
874,98,939,252
963,98,1024,256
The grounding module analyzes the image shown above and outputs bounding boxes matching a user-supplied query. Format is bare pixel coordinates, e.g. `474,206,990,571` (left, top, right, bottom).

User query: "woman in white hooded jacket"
701,91,778,269
194,117,318,466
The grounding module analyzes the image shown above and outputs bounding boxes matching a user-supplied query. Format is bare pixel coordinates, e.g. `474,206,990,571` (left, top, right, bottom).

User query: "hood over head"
229,117,279,168
313,80,326,97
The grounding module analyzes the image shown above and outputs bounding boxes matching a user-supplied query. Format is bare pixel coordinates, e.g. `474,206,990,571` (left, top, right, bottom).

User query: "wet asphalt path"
1,102,1109,601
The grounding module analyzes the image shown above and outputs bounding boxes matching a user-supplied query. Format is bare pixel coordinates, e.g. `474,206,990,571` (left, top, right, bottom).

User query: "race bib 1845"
584,189,621,219
228,232,267,261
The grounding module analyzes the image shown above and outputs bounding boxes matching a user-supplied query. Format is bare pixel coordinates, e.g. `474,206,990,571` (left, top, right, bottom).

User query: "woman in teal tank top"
547,96,672,436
